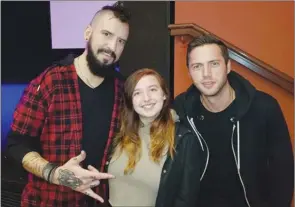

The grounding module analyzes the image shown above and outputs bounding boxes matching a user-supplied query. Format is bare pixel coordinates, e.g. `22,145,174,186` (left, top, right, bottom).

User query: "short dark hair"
101,2,131,23
186,34,229,67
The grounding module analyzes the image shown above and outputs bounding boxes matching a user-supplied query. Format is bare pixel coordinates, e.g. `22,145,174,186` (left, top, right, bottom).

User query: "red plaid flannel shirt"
11,64,123,207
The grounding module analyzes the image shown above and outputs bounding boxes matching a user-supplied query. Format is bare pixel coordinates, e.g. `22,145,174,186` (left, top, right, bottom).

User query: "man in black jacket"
173,34,294,207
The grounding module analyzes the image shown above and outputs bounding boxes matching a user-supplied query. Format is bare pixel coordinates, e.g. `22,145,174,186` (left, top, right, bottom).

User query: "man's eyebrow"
189,62,203,67
119,37,127,42
101,29,113,35
190,59,221,66
101,29,127,42
208,59,221,63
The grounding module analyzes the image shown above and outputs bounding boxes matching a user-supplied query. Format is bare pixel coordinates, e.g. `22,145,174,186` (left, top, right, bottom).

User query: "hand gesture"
51,150,113,203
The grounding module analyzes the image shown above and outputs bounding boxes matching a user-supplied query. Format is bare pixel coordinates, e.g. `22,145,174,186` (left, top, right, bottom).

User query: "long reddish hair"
112,68,175,174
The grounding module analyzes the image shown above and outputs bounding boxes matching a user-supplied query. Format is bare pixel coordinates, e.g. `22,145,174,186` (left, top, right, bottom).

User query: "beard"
86,41,118,78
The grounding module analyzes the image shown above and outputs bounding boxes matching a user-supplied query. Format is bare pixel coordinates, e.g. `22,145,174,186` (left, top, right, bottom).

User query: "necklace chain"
201,87,235,112
76,57,96,89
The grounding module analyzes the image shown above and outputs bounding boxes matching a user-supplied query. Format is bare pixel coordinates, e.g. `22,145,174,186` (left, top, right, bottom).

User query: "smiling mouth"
141,103,155,109
102,52,112,58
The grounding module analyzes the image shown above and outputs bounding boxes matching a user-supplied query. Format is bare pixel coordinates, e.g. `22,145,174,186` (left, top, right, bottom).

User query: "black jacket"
173,71,294,207
101,120,204,207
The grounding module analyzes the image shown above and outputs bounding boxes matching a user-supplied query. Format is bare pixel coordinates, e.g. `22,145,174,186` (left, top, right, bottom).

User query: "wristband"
42,163,57,182
48,165,58,183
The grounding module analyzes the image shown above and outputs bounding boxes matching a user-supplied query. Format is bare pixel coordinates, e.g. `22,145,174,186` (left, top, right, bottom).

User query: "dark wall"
119,1,174,89
2,1,53,83
2,1,174,90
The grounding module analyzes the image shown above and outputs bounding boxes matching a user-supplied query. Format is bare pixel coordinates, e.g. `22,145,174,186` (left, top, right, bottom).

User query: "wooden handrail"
168,23,294,94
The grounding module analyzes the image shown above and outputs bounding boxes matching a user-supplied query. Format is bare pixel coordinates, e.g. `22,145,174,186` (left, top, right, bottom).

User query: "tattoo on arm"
42,163,56,181
57,169,83,189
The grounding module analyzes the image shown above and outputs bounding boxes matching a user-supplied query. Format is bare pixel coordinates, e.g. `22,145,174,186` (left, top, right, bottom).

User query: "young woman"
101,68,203,207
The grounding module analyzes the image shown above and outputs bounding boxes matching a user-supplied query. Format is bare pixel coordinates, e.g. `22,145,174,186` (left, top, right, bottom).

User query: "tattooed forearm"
57,169,83,189
22,152,49,178
42,163,58,181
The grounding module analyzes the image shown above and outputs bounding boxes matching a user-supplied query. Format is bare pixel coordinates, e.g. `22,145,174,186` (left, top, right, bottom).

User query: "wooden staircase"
168,23,294,94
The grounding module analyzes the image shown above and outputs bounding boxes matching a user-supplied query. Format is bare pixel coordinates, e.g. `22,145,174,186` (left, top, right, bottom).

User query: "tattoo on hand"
57,169,83,189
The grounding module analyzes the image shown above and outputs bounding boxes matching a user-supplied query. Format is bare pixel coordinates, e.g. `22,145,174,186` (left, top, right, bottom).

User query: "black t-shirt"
196,100,248,207
78,76,114,169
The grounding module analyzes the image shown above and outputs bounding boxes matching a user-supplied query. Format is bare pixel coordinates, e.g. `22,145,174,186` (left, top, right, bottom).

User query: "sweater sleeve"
266,98,294,207
6,130,42,164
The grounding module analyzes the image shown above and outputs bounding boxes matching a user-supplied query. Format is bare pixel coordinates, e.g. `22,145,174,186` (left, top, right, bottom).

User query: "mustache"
97,48,116,60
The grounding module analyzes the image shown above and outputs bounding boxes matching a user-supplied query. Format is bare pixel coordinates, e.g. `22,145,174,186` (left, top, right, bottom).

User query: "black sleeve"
266,99,294,207
6,129,42,164
173,134,201,207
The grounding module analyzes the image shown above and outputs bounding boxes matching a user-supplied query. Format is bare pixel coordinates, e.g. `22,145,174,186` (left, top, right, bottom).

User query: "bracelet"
42,163,57,182
48,165,58,183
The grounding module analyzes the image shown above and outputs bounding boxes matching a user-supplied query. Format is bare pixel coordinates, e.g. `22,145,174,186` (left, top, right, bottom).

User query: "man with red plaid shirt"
6,3,130,207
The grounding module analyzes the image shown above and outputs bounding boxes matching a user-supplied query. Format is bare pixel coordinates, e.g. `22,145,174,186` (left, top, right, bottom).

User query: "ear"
163,95,167,100
227,59,232,74
84,25,92,41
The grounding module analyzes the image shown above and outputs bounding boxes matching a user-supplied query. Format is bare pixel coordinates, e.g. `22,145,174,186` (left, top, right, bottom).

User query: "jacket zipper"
231,123,251,207
188,116,251,206
186,116,209,181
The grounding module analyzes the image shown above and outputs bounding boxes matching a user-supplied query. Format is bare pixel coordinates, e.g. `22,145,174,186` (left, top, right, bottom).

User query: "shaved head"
90,10,119,29
90,4,130,28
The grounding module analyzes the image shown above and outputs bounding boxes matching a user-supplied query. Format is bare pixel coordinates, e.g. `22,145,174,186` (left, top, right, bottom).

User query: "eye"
192,64,202,70
119,39,126,45
211,61,220,67
150,87,158,92
133,91,140,97
102,31,111,37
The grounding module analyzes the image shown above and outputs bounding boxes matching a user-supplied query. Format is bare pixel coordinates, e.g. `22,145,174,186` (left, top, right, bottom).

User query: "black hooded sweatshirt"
173,71,294,207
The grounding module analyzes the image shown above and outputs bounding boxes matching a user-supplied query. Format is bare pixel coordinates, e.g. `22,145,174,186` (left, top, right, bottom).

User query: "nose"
107,38,118,54
143,91,151,102
203,65,212,78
